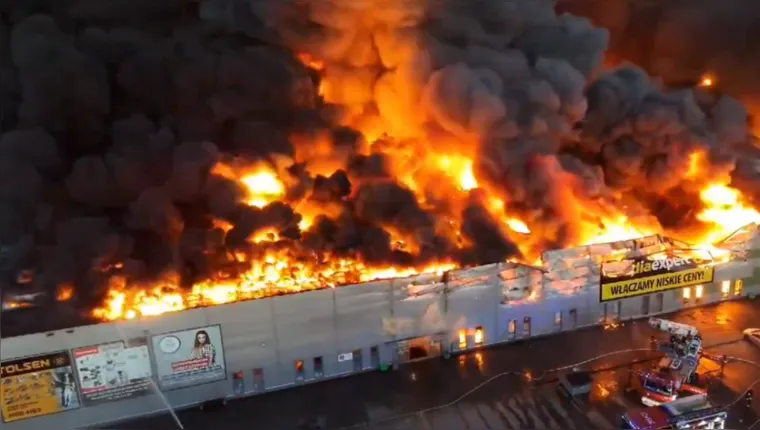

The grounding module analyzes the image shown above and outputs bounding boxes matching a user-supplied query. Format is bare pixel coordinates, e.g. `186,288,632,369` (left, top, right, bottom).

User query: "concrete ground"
107,299,760,430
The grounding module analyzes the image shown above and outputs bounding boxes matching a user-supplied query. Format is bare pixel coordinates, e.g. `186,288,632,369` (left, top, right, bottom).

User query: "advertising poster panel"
151,325,226,390
72,337,153,405
600,256,714,302
0,351,80,423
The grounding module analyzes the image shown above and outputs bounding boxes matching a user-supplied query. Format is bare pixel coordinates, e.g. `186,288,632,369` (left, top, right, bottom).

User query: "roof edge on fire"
3,224,759,338
541,222,759,266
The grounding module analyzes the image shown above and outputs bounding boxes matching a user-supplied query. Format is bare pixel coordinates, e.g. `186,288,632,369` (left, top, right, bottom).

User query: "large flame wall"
3,0,760,334
2,227,759,429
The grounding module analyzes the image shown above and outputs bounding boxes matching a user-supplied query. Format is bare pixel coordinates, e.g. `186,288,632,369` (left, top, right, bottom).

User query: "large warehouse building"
1,225,759,429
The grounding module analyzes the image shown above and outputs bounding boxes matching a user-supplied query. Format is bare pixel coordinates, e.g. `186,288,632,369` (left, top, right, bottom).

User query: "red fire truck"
620,394,727,429
638,318,724,406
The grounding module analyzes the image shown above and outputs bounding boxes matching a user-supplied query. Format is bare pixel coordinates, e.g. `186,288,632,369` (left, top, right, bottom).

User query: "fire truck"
638,318,725,406
620,394,727,429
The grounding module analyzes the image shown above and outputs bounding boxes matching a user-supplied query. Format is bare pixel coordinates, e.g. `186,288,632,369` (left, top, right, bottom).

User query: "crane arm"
649,317,700,337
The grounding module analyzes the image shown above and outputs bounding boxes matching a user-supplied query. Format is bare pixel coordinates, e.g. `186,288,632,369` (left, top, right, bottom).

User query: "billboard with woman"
150,325,227,390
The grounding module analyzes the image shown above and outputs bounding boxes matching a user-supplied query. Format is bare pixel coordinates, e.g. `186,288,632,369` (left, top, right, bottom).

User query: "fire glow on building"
5,0,760,323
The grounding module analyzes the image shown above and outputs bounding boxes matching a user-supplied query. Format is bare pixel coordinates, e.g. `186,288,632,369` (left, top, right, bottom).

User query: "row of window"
457,317,542,350
232,367,267,394
457,327,486,349
457,309,583,350
682,279,743,302
604,280,745,321
235,280,748,391
507,317,533,338
232,347,382,393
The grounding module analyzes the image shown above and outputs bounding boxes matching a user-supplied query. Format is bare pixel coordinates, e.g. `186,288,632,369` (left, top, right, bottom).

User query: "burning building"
2,0,760,427
2,0,760,328
2,224,758,429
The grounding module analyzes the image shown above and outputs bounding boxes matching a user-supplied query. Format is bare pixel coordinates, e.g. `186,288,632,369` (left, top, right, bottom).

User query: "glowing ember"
699,73,716,88
56,285,74,302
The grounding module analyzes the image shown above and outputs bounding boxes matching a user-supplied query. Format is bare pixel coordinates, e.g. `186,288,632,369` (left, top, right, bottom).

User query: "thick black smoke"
559,0,760,201
559,0,760,95
0,0,756,319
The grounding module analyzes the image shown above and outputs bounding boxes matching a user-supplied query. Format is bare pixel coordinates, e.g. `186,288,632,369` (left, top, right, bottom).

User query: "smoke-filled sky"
0,0,758,312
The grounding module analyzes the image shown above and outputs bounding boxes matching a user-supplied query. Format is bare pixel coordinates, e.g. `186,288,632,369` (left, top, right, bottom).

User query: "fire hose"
336,349,760,429
336,347,654,429
722,356,760,429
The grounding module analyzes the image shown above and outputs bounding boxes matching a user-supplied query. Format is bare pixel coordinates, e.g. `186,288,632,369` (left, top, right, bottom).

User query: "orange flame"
698,183,760,243
56,284,74,302
699,73,716,88
89,55,759,322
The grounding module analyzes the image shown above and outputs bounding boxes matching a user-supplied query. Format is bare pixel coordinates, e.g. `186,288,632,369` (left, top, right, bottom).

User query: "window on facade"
313,356,323,378
232,370,244,395
370,346,380,368
569,309,577,328
474,327,484,345
722,280,731,298
508,319,517,338
295,360,305,380
522,317,531,337
642,295,650,315
695,284,703,300
735,279,744,296
458,329,467,349
352,349,363,371
682,287,691,301
252,368,265,391
655,294,664,313
554,311,562,328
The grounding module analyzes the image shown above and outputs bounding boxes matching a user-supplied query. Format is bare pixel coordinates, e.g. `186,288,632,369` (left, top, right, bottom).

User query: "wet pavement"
106,299,760,430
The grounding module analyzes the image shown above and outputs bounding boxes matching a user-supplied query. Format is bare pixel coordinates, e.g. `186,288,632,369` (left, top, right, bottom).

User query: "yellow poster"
1,351,80,422
600,266,714,302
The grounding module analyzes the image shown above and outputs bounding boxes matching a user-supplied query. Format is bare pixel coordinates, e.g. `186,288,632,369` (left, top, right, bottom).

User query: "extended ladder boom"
649,317,699,337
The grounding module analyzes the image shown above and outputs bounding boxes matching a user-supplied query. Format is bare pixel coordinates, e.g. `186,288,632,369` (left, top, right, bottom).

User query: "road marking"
525,409,547,429
539,403,562,428
507,397,527,422
427,408,468,430
518,393,548,429
495,400,523,428
458,404,489,429
544,390,577,428
526,391,562,428
586,409,615,429
476,404,506,430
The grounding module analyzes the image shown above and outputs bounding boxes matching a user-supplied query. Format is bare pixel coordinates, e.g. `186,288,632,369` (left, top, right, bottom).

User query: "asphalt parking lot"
108,299,760,430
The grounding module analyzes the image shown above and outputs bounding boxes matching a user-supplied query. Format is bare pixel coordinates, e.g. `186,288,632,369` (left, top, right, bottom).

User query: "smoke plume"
0,0,757,323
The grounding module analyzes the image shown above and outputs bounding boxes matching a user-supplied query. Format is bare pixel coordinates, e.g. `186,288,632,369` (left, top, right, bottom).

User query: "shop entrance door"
642,295,650,315
352,349,363,372
396,335,441,364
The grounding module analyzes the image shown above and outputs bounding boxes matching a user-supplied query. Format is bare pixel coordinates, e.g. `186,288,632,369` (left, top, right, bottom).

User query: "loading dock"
393,333,445,364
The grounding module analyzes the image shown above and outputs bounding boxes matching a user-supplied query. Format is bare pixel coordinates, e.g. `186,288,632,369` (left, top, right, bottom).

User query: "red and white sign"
72,338,152,405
